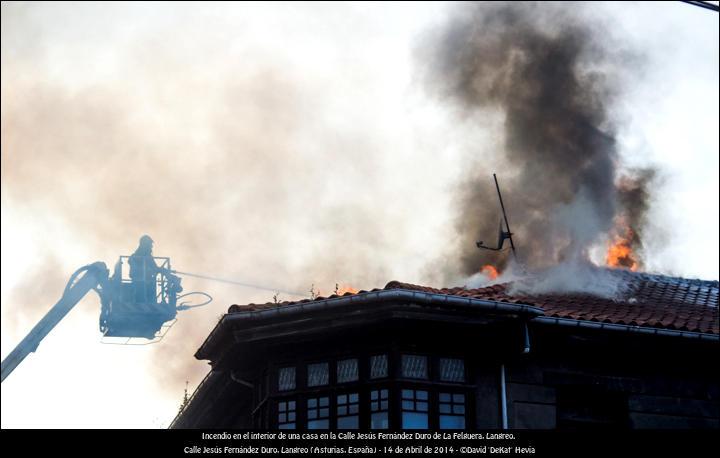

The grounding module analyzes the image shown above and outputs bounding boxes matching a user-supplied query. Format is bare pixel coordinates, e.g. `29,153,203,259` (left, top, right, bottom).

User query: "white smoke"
508,261,626,299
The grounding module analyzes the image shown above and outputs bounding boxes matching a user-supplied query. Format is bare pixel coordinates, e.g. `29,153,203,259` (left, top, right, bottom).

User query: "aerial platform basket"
2,253,214,382
99,256,182,343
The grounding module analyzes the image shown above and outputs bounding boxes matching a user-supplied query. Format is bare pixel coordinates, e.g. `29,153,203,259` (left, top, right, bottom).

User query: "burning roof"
228,269,719,336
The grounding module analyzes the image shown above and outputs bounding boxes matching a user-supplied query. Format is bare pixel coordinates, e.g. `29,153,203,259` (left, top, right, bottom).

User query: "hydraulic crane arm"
1,262,109,383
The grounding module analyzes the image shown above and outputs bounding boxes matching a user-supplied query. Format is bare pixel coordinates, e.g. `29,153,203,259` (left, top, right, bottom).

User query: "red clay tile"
227,269,718,335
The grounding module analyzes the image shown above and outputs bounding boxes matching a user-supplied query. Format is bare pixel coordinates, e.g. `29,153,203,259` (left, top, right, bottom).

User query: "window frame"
276,399,297,429
438,392,466,429
400,354,429,380
336,358,360,384
307,361,330,388
438,357,466,383
370,387,390,430
400,387,430,429
277,366,297,392
306,395,331,429
336,391,360,429
369,354,389,380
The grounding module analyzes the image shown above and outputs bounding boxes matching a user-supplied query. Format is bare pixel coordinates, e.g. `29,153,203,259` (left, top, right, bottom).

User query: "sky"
1,2,717,428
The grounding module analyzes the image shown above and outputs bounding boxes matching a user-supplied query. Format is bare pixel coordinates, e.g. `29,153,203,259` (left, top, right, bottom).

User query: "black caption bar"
1,429,716,457
187,431,531,455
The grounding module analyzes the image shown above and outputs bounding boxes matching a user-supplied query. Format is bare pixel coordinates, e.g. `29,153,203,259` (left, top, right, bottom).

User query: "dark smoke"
422,2,651,276
616,167,656,252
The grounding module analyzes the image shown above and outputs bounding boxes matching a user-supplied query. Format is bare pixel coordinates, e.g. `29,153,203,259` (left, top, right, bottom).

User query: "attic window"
439,358,465,383
278,367,296,391
337,359,359,383
307,362,329,387
370,355,388,379
401,354,428,380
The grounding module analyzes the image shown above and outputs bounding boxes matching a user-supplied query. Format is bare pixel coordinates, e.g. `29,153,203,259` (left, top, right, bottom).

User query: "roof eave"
535,316,719,341
195,288,545,361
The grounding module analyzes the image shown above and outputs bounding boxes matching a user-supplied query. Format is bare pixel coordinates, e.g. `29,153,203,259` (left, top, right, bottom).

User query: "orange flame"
335,284,359,295
606,223,639,271
480,264,499,280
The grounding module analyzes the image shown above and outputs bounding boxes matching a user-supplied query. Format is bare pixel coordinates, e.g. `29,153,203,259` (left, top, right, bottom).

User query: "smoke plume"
0,3,441,410
421,2,653,278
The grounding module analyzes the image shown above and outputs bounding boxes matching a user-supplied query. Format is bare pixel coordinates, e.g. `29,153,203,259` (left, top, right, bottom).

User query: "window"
370,389,389,429
307,396,330,429
370,354,388,379
401,389,428,429
307,362,329,387
278,367,296,391
337,359,359,383
337,393,359,429
401,355,428,379
439,358,465,383
277,400,296,429
439,393,465,429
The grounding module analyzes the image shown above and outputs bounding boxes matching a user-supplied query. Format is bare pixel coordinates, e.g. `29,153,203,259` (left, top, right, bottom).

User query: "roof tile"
227,269,719,335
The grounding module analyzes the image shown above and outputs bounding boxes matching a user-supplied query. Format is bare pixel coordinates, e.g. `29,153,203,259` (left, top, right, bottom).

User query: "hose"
172,270,307,297
176,291,213,311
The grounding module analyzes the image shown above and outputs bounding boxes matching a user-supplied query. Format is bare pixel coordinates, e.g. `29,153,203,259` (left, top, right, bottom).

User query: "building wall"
174,312,719,430
504,325,720,429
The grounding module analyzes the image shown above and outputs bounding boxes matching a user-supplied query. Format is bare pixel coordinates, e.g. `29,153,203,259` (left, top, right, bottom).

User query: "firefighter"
129,235,161,303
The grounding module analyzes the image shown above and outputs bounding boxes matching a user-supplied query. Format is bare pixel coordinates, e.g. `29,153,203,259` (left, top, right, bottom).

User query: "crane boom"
1,262,109,383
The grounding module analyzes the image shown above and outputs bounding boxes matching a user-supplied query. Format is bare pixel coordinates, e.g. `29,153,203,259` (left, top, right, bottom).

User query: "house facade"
171,271,719,429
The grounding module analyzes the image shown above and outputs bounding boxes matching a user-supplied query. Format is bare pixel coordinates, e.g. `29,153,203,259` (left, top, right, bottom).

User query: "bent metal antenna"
476,173,518,261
